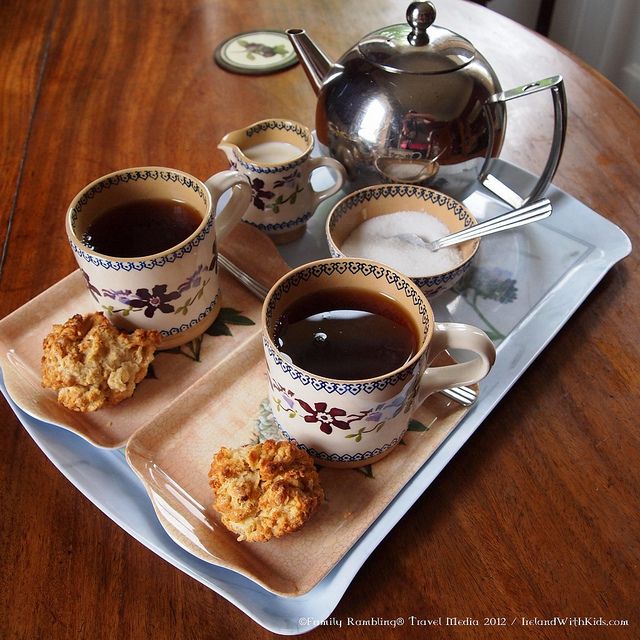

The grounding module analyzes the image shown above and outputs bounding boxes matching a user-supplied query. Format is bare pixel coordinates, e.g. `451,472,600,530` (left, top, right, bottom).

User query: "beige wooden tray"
125,345,473,596
0,221,474,597
0,223,288,448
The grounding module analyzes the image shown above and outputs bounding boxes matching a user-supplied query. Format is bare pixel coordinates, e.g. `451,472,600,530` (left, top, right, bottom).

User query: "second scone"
208,439,324,542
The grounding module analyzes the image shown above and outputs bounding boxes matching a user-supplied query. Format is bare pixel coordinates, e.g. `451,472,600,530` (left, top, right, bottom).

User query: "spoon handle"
434,198,553,250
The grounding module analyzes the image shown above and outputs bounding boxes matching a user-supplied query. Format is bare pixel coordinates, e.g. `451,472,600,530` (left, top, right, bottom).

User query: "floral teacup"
219,118,346,244
262,257,496,468
66,166,251,349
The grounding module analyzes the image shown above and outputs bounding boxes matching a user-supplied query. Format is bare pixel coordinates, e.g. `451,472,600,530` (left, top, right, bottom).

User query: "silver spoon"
395,198,553,251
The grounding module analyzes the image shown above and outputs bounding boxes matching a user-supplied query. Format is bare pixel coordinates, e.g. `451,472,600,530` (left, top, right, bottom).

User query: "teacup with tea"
218,118,346,244
66,166,251,348
262,257,496,468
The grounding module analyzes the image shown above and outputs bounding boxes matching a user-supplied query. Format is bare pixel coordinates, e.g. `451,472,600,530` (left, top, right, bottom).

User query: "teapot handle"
479,75,567,208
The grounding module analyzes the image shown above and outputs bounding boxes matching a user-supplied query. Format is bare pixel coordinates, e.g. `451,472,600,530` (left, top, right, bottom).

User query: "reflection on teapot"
375,153,443,184
288,1,566,204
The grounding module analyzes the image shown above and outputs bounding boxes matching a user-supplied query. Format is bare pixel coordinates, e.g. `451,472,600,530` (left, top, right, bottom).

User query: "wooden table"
1,1,638,638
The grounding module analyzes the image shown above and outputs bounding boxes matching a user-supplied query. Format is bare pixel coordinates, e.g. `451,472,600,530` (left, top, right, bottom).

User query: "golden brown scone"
41,312,160,412
208,439,324,542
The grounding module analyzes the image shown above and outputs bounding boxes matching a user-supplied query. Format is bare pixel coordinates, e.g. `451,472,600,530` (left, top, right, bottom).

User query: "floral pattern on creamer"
243,170,304,214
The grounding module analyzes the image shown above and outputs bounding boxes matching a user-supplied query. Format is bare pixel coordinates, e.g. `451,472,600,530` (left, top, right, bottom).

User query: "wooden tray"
0,220,473,595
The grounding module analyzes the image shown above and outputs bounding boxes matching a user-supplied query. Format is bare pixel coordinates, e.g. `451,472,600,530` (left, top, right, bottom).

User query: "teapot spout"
286,28,333,96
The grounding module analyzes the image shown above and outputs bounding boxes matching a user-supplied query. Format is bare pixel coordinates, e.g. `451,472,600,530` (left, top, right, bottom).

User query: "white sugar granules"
340,210,463,277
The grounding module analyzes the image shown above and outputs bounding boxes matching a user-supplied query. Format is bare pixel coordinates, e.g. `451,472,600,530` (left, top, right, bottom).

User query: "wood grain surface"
1,1,638,638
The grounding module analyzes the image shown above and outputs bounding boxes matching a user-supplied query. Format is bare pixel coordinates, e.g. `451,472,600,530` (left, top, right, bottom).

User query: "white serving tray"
0,161,631,634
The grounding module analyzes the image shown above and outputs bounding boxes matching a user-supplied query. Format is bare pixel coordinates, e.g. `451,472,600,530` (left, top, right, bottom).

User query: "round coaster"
214,30,298,75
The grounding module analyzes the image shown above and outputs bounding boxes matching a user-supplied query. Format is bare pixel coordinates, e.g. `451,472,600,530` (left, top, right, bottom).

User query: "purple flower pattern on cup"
84,265,211,318
269,378,414,439
297,400,358,434
128,284,181,318
178,265,204,293
101,287,134,303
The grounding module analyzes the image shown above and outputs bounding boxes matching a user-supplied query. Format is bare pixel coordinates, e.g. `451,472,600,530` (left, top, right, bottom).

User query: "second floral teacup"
218,118,346,244
262,257,496,468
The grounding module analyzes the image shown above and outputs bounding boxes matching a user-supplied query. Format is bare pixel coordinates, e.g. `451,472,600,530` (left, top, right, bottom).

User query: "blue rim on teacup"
262,257,436,382
66,167,212,262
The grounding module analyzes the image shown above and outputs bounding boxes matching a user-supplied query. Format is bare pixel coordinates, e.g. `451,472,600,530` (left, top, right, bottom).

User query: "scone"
208,439,324,542
41,312,160,412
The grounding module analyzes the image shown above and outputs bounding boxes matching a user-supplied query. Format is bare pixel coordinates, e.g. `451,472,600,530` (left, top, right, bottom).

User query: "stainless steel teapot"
287,1,566,205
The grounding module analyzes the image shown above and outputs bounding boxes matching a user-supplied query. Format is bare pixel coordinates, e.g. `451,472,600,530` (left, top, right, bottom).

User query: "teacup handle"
416,322,496,405
205,170,252,240
306,157,347,209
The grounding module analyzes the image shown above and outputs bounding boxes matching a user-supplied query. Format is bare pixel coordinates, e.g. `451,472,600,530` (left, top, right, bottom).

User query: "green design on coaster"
214,30,298,75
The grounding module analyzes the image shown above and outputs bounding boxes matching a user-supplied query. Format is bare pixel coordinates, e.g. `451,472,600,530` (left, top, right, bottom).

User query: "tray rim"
0,161,632,635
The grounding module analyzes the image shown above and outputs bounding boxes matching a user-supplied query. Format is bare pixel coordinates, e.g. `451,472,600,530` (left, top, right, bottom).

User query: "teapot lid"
358,1,476,73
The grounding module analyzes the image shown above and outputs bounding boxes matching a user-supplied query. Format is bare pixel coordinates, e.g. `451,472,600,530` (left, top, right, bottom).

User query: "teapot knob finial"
406,1,436,46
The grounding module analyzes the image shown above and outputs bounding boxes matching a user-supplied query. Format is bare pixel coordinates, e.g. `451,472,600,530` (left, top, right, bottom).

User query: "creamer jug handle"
479,75,567,208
